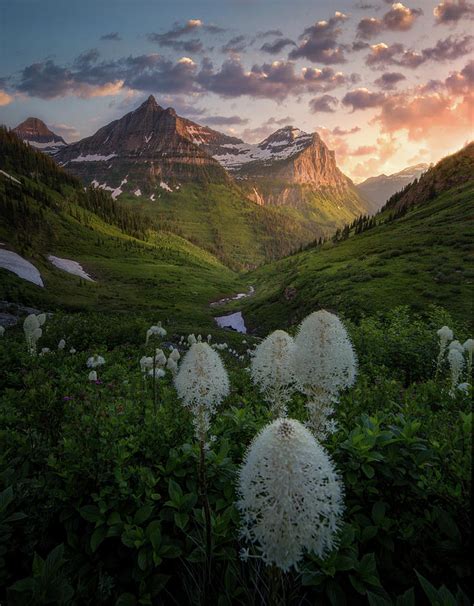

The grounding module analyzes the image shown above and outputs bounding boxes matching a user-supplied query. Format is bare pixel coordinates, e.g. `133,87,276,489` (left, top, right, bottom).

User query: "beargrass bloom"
140,356,154,373
58,339,66,350
166,357,178,375
169,348,181,362
146,323,167,344
87,354,105,368
154,348,167,367
448,340,464,353
463,339,474,376
174,342,229,441
88,370,97,381
251,330,296,417
236,418,344,572
448,348,465,394
23,314,45,355
436,326,453,375
294,310,357,439
187,334,197,346
0,326,5,337
148,368,166,379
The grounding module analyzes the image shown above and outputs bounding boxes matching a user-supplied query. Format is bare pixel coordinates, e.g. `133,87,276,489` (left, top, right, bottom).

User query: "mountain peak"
137,95,162,112
13,117,66,149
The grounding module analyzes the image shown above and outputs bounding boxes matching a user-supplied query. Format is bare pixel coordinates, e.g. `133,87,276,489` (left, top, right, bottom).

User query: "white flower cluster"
146,322,167,345
251,330,296,417
23,313,46,355
435,325,473,394
0,326,5,337
174,342,229,441
237,418,344,572
86,354,105,368
294,311,357,438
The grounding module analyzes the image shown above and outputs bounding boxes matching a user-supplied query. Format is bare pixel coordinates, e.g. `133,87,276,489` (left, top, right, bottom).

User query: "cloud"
197,58,356,100
260,38,296,54
309,94,339,112
203,115,249,125
383,2,422,30
352,145,378,155
147,34,204,53
147,19,225,46
350,136,400,178
100,32,121,41
342,87,386,110
365,35,473,68
421,60,474,95
0,90,13,106
258,29,284,38
221,35,248,54
241,116,296,143
331,126,361,135
50,123,80,141
374,71,406,89
289,11,348,64
357,3,422,39
433,0,474,24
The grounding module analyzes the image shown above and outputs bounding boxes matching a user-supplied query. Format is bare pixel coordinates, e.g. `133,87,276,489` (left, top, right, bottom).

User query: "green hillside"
241,148,474,333
0,128,241,329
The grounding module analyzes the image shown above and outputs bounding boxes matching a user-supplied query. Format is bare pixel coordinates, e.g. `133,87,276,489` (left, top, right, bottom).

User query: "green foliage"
0,307,471,604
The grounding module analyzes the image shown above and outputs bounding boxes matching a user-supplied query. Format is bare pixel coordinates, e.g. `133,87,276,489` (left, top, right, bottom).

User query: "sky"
0,0,472,181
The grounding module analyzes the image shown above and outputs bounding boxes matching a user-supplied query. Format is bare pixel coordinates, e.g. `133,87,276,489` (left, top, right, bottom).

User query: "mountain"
357,163,429,214
0,126,240,325
240,143,474,333
55,95,231,193
12,117,67,152
51,96,369,267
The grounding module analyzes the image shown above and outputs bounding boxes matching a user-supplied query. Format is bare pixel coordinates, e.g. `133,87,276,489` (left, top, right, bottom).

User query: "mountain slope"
357,163,429,214
13,117,67,152
0,127,241,327
241,144,474,333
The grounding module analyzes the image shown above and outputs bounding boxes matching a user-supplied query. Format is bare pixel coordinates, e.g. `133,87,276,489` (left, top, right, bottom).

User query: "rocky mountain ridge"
12,117,66,152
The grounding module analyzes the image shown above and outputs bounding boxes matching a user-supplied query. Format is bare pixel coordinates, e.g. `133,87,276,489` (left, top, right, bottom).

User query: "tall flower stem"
268,566,285,605
198,438,212,576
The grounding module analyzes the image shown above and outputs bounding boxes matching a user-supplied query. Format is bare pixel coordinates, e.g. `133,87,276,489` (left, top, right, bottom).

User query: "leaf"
107,511,122,526
115,592,137,606
362,464,375,479
133,504,153,525
367,591,392,606
4,512,28,523
137,547,148,571
396,588,416,606
326,580,347,606
174,512,189,530
415,571,442,604
372,502,386,525
91,526,107,552
8,577,36,594
79,504,101,523
0,486,14,513
168,479,183,504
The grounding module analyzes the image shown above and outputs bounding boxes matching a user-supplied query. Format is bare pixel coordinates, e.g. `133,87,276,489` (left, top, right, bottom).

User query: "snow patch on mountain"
0,250,44,287
160,181,172,192
71,153,117,162
0,170,21,185
47,255,95,281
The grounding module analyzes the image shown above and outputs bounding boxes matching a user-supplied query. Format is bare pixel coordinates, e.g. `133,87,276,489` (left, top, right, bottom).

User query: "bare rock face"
13,118,66,152
55,96,230,194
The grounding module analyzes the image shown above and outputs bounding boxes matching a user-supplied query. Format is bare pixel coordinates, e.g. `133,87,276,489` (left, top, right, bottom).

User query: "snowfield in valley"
0,250,44,287
47,255,95,281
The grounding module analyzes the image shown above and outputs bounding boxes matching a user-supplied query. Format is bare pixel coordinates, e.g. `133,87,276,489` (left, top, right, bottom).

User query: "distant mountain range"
12,117,67,152
357,164,429,213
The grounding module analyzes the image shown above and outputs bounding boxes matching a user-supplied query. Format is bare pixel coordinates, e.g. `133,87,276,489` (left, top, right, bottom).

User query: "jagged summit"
13,117,66,151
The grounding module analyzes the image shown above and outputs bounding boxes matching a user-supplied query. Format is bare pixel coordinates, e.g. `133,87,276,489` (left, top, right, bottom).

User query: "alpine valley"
41,95,370,268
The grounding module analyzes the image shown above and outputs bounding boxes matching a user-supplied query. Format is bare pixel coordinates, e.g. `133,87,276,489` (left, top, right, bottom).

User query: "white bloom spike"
23,314,44,355
237,418,344,572
436,326,453,375
0,326,5,337
448,340,464,353
294,310,357,439
174,342,229,441
58,339,66,350
448,348,465,395
251,330,296,417
154,348,167,367
146,323,167,344
86,354,105,368
463,338,474,377
88,370,97,381
140,356,154,373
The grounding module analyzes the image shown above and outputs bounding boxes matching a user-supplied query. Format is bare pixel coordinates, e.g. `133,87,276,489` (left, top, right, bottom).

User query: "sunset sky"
0,0,472,181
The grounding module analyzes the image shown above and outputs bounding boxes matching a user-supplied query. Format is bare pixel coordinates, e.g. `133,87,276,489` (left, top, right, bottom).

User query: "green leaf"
174,512,189,530
0,486,14,513
115,592,137,606
137,547,148,571
415,571,442,604
372,502,386,525
326,580,346,606
362,464,375,479
367,591,392,606
168,479,183,503
146,520,162,551
134,504,153,525
4,512,28,523
79,504,101,523
396,588,415,606
91,526,107,552
107,511,122,526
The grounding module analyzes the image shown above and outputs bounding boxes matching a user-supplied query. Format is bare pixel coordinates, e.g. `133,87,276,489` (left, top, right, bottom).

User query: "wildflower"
448,348,465,395
69,347,76,354
140,356,154,373
207,334,212,343
88,370,97,381
40,347,50,355
0,326,5,336
169,348,181,362
448,340,464,352
58,339,66,350
188,334,197,346
197,334,202,342
87,354,105,368
463,338,474,376
435,326,453,375
148,368,166,379
146,322,167,344
294,310,357,439
154,348,167,367
457,382,471,394
236,418,344,572
23,314,45,355
166,357,178,375
251,330,296,417
174,342,229,441
63,396,73,401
